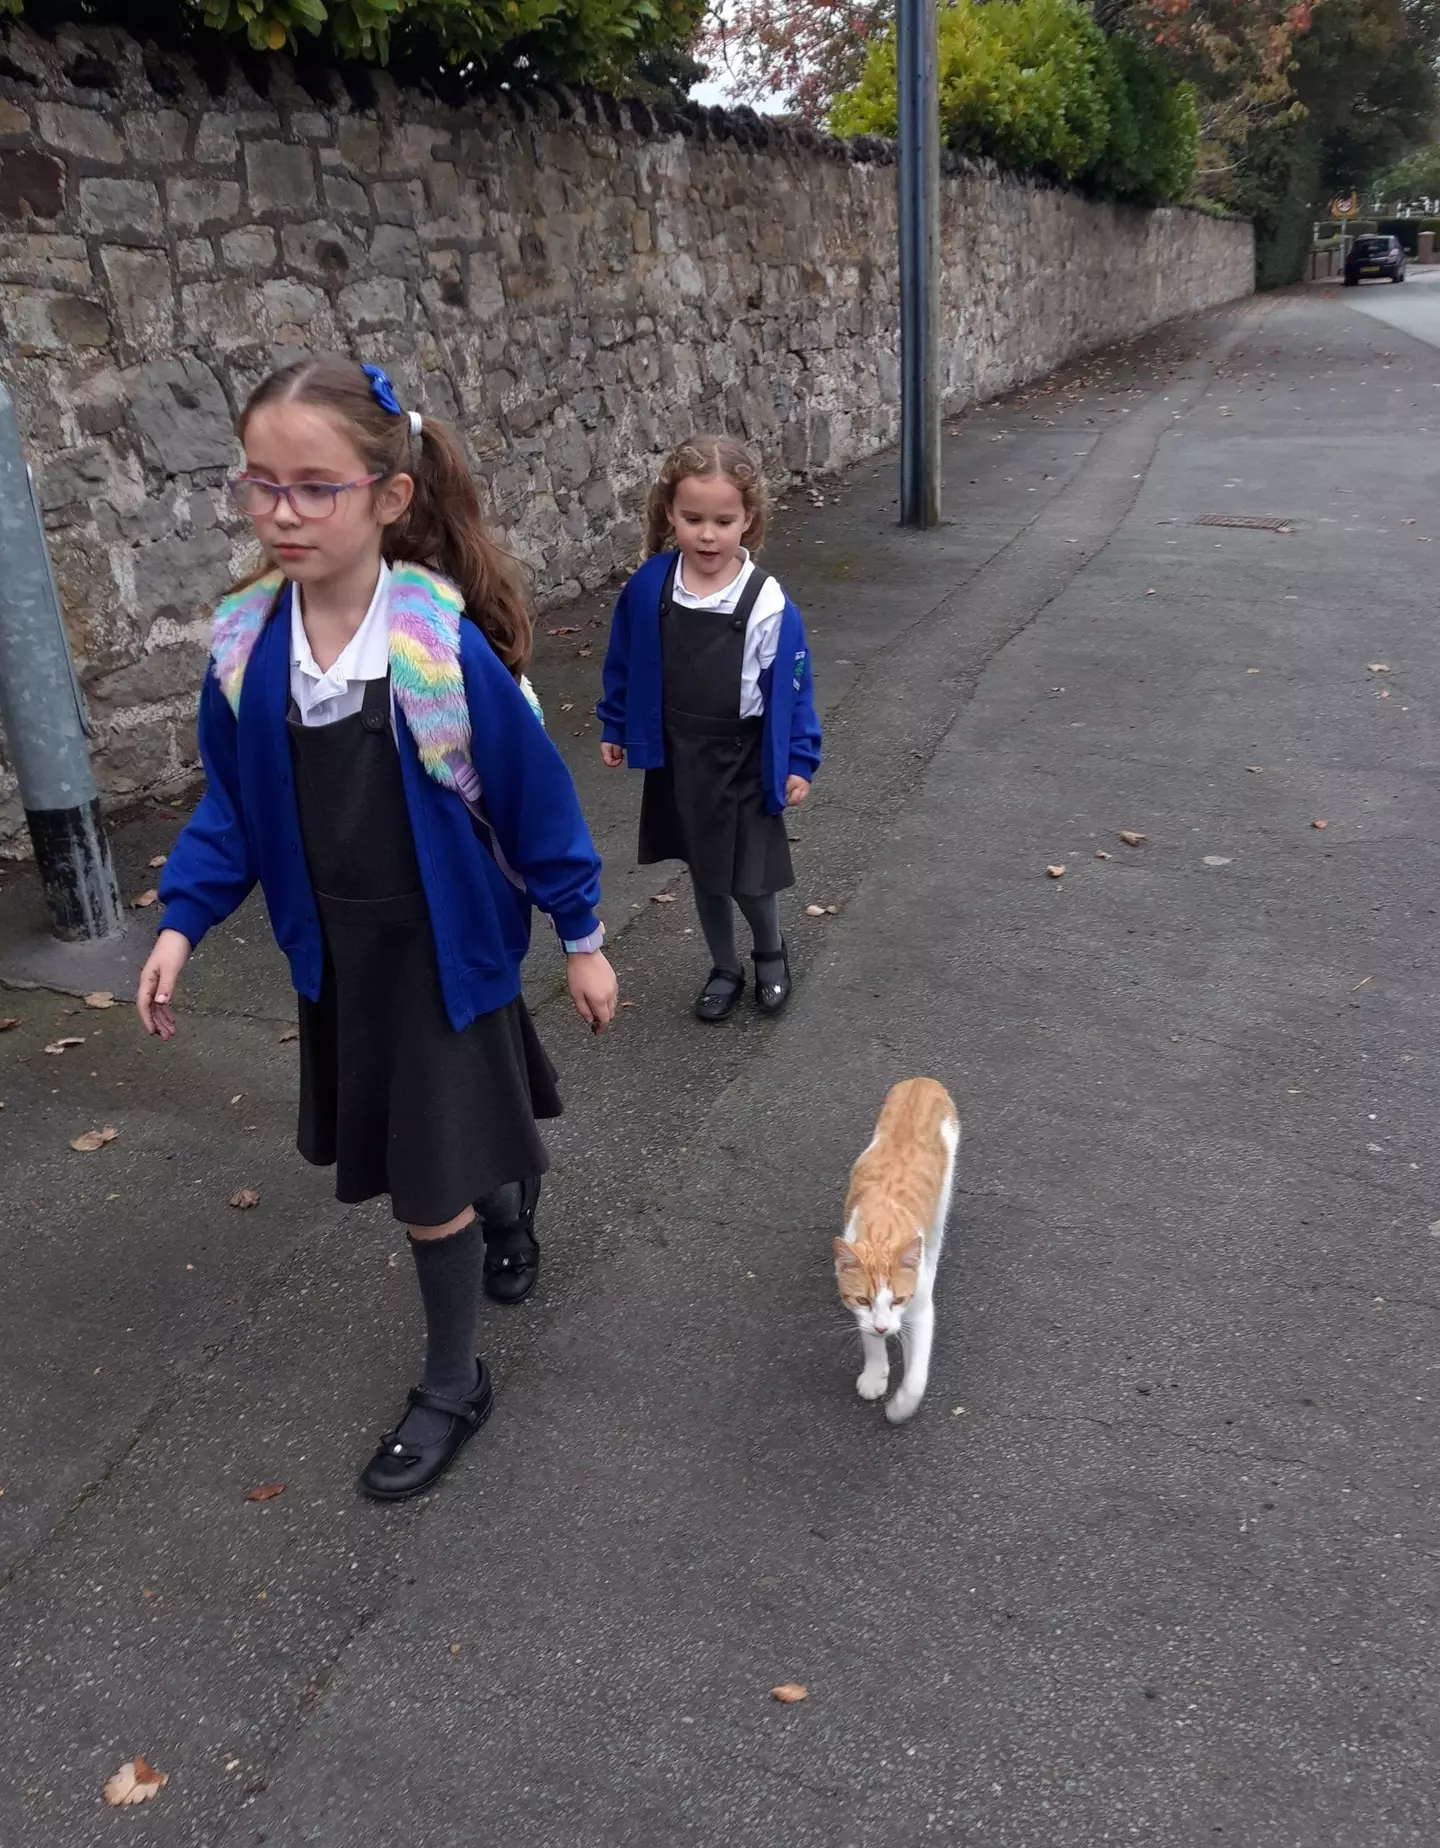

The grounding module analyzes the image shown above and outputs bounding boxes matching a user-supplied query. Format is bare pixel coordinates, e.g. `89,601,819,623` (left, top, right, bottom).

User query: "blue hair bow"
362,364,403,417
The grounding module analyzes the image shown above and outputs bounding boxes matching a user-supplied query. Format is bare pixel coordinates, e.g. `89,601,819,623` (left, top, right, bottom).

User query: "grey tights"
692,884,782,974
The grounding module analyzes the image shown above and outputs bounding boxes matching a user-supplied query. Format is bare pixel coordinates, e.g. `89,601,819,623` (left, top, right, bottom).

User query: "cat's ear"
834,1239,863,1275
896,1236,925,1279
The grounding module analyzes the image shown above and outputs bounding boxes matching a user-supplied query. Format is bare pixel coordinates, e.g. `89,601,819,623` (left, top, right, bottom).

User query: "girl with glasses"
136,355,616,1501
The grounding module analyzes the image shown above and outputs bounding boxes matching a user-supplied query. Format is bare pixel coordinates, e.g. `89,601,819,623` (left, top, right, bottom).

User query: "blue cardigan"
597,551,822,812
159,592,603,1032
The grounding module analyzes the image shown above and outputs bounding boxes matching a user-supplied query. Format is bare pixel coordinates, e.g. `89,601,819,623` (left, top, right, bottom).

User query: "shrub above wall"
830,0,1198,207
6,0,704,93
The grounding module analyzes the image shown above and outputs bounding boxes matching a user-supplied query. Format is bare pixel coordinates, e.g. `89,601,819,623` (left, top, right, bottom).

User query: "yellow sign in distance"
1331,193,1359,219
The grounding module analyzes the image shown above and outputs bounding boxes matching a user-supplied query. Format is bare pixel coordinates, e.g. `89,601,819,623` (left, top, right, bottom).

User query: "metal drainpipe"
0,381,123,942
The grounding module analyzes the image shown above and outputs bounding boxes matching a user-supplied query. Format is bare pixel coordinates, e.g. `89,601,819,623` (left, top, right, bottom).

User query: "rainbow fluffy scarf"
210,562,476,792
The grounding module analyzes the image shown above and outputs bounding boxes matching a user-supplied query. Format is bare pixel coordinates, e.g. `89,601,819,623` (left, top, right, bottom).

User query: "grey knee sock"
398,1221,482,1447
692,885,741,975
736,892,782,956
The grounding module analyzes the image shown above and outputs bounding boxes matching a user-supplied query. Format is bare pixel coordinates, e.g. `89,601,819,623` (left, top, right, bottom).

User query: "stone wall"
0,23,1253,846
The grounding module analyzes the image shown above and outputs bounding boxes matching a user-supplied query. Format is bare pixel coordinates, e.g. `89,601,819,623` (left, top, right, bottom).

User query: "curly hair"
643,435,768,561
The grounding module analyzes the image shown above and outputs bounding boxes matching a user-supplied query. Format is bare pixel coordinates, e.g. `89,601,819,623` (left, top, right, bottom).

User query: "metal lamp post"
897,0,941,527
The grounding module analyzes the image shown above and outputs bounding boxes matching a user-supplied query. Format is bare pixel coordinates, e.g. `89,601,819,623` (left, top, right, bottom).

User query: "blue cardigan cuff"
157,897,215,950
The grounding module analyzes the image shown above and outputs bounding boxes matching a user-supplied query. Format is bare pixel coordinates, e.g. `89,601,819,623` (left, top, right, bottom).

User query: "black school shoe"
752,942,792,1015
480,1175,542,1305
359,1360,494,1502
694,966,745,1023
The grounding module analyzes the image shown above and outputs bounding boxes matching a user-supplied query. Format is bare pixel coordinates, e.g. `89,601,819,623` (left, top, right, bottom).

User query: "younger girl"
598,437,821,1021
137,356,616,1501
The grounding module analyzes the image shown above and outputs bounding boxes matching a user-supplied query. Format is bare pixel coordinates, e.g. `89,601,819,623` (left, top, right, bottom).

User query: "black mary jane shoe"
752,942,793,1016
693,966,746,1024
481,1175,542,1306
359,1361,494,1502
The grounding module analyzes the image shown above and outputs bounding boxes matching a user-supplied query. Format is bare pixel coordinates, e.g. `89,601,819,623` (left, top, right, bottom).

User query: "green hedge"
7,0,702,89
830,0,1197,205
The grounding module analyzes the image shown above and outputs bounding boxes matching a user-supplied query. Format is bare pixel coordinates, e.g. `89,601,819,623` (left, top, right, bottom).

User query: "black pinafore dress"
637,557,794,898
288,673,560,1227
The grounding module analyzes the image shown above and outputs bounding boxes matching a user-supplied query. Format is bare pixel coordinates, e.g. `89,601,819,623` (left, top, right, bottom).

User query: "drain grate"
1195,513,1294,533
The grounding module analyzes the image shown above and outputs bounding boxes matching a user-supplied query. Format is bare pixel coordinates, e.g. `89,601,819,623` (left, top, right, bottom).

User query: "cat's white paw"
885,1387,923,1424
856,1368,889,1401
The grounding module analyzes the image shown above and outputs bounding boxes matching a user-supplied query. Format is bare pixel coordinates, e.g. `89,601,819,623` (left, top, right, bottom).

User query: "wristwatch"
561,923,606,955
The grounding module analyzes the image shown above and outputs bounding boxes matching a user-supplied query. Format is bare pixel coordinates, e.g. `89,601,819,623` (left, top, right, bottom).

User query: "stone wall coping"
0,20,1244,224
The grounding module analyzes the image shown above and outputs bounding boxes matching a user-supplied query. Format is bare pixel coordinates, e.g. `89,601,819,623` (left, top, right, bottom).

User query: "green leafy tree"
831,0,1197,203
1372,142,1440,206
1217,0,1440,283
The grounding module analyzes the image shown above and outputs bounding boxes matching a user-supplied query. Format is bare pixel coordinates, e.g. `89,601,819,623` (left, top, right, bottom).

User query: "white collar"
291,562,391,714
673,549,753,610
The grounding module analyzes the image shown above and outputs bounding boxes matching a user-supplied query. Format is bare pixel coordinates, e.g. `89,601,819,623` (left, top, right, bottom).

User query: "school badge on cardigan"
209,561,547,788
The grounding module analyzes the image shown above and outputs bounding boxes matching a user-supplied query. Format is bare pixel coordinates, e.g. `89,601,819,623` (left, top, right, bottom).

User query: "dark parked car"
1344,234,1406,286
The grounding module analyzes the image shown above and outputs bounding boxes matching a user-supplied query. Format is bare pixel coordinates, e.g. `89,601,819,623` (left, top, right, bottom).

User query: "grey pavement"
6,285,1440,1845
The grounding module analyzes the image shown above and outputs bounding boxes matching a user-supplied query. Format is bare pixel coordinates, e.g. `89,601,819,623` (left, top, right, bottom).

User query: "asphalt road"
6,281,1440,1846
1337,260,1440,349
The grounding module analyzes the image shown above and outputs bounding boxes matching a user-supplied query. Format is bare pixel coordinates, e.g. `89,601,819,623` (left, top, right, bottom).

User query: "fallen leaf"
805,903,827,916
148,854,168,869
619,1000,636,1008
84,991,117,1009
1094,850,1112,860
651,892,677,905
43,1037,85,1054
0,1018,17,1032
547,625,580,636
449,1642,462,1657
1367,663,1390,673
1046,864,1066,879
1202,855,1232,867
278,1029,298,1043
771,1683,809,1704
1145,588,1156,596
230,1188,260,1209
71,1126,118,1152
1245,766,1263,775
560,702,575,712
131,889,158,909
103,1757,167,1807
576,646,593,658
1118,830,1147,847
1311,819,1329,830
246,1483,285,1502
1246,668,1260,675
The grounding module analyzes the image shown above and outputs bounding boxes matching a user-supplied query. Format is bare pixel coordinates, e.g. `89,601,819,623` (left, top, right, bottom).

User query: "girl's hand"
137,929,192,1041
601,743,625,768
568,948,618,1032
786,775,811,807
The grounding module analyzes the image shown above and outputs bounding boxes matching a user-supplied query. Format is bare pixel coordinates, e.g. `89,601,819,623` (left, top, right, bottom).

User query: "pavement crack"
986,1407,1308,1470
1274,1276,1440,1317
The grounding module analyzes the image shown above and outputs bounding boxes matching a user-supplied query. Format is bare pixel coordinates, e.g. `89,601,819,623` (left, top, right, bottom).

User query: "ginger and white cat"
835,1078,959,1424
